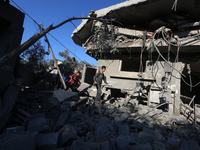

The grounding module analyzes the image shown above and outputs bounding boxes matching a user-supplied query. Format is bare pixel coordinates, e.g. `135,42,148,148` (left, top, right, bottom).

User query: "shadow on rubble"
0,89,200,150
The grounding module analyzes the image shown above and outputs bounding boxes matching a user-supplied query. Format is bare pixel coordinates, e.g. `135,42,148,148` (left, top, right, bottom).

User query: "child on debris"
66,71,81,92
93,66,110,103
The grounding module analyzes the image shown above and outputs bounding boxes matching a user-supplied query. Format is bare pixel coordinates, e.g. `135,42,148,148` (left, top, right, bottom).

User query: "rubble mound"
0,90,200,150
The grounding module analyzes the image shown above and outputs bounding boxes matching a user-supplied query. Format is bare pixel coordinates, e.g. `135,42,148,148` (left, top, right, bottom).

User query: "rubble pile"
0,89,200,150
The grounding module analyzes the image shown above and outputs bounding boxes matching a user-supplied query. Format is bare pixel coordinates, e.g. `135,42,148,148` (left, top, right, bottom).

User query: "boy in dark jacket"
93,66,110,103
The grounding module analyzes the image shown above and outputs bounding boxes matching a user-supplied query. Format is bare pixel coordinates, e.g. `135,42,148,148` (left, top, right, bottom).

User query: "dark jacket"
93,71,108,85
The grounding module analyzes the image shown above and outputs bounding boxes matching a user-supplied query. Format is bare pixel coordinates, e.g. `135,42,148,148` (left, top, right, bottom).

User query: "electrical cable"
10,0,84,62
172,0,178,11
181,76,200,88
153,30,186,77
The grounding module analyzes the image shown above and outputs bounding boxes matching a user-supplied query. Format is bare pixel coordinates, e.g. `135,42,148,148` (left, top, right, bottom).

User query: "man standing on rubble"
66,71,81,92
94,66,110,103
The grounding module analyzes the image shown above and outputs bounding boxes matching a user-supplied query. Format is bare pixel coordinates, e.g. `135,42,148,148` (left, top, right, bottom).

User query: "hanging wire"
172,0,178,11
153,27,200,89
10,0,83,62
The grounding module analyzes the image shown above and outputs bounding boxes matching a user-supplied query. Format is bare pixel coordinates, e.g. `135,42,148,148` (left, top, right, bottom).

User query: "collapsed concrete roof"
72,0,200,46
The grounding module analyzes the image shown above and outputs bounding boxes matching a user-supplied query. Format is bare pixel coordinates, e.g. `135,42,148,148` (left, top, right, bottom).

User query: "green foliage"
21,41,49,63
59,50,91,76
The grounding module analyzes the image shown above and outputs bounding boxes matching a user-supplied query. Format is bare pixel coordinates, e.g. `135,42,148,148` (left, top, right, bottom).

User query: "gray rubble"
0,89,200,150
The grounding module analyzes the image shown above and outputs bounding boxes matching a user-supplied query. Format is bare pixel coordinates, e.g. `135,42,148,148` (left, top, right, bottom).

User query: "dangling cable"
172,0,178,11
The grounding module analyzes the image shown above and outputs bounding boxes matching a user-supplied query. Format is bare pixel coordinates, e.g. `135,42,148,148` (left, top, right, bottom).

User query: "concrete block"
56,111,69,127
27,117,49,132
138,128,163,144
4,126,25,134
115,136,129,149
95,131,112,142
109,138,116,149
118,124,130,136
0,131,37,150
85,142,100,149
86,134,95,142
180,140,200,150
153,141,166,150
71,140,89,150
53,90,78,102
100,141,110,150
48,96,59,105
130,143,152,150
167,137,181,148
58,124,77,147
37,132,59,150
114,113,128,122
95,117,114,135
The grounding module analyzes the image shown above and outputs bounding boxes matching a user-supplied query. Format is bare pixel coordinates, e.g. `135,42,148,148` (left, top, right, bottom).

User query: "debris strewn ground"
1,90,200,150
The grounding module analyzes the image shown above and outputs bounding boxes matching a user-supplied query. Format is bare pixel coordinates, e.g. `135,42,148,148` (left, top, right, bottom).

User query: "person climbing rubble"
93,66,110,103
66,71,81,92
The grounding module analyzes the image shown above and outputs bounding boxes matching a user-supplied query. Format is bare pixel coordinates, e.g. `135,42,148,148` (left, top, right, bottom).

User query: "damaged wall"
72,0,200,116
0,1,24,94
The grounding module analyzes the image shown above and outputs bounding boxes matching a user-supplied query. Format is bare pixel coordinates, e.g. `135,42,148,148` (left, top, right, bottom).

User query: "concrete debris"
27,117,49,132
0,131,38,150
2,1,200,150
53,89,79,102
1,89,200,150
58,124,77,147
37,132,59,150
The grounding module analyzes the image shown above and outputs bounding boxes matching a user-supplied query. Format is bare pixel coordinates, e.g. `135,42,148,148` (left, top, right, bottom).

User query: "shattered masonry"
72,0,200,116
1,0,200,150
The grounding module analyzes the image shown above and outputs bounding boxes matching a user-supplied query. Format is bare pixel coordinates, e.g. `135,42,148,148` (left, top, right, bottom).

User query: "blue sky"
10,0,124,66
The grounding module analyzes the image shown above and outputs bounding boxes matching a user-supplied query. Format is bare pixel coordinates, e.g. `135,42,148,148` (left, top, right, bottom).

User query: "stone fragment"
130,143,152,150
100,141,110,150
48,96,59,106
167,137,181,148
37,133,59,150
58,124,77,147
115,136,129,149
27,117,49,132
179,140,200,150
138,127,163,144
56,111,69,127
53,90,78,102
85,142,100,149
0,131,37,150
95,132,112,142
71,140,89,150
118,124,130,136
95,117,114,135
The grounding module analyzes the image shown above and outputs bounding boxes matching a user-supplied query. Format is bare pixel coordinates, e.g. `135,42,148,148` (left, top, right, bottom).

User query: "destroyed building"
0,0,24,94
72,0,200,116
2,0,200,150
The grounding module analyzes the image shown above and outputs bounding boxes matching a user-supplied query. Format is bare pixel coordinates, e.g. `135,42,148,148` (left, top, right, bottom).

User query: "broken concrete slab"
115,136,129,149
27,116,49,132
95,131,113,143
56,111,69,127
53,90,79,102
58,124,77,147
48,96,59,106
0,131,37,150
85,142,100,150
95,117,114,135
118,124,130,136
179,139,200,150
138,127,163,144
70,140,89,150
37,132,59,150
130,142,152,150
100,140,110,150
167,137,181,148
4,126,25,134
